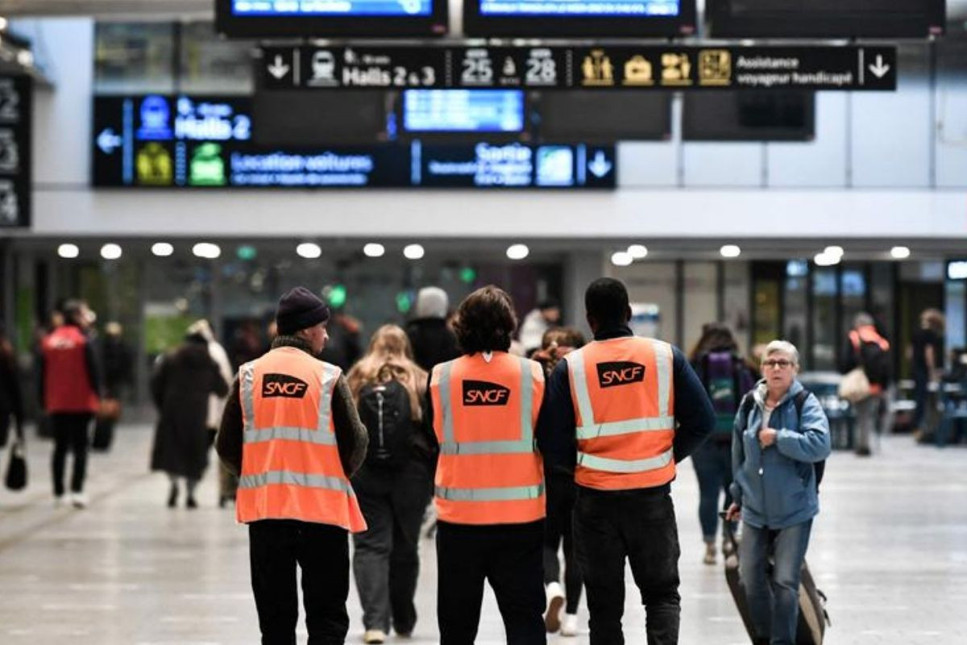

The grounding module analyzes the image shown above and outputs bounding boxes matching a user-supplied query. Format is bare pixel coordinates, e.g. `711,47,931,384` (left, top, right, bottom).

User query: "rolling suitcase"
721,515,830,645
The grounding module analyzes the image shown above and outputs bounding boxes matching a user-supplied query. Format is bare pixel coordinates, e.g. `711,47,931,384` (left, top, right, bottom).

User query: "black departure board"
0,76,31,228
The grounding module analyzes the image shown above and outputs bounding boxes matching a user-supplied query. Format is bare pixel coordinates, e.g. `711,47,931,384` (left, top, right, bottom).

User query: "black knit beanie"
276,287,331,336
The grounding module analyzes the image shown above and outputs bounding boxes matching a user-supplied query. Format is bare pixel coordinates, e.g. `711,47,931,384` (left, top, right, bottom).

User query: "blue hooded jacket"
730,379,831,529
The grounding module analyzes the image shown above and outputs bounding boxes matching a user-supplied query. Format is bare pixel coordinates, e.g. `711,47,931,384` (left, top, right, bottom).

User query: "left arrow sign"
97,128,122,155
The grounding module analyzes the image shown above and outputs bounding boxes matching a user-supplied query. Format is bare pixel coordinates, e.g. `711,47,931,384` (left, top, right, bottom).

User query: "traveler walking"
150,325,229,508
347,325,433,644
423,285,547,645
911,309,944,441
725,340,831,645
519,299,562,356
216,286,369,645
405,286,460,372
531,327,586,636
839,312,892,456
40,299,102,509
689,323,756,565
0,323,24,451
537,277,715,645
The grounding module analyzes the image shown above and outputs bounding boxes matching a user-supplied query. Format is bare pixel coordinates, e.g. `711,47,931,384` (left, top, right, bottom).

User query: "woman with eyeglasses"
724,340,831,645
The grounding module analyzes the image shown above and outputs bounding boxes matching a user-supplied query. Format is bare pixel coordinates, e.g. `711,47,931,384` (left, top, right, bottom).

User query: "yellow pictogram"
581,50,615,87
136,143,173,186
623,55,654,86
699,50,732,86
661,53,693,86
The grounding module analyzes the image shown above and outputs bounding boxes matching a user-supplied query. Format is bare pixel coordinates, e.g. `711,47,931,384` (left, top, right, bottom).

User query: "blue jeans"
739,519,812,645
691,440,733,542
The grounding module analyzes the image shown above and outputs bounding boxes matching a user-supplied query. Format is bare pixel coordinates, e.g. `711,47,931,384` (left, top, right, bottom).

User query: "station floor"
0,424,965,645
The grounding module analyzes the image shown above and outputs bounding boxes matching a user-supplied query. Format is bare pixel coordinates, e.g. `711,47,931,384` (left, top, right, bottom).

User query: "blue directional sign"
231,0,434,17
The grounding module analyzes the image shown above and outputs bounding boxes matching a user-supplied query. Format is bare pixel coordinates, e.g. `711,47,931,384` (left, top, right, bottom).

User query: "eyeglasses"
762,359,794,369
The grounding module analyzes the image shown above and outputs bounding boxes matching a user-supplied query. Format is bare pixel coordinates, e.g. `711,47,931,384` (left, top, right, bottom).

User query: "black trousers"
249,520,350,645
573,487,682,645
352,461,432,634
544,471,583,614
50,413,93,496
436,520,546,645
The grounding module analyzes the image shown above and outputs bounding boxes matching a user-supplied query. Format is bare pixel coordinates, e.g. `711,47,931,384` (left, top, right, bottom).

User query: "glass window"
683,262,717,357
95,22,176,94
179,22,255,94
840,262,868,340
783,261,809,368
724,261,751,356
811,267,838,370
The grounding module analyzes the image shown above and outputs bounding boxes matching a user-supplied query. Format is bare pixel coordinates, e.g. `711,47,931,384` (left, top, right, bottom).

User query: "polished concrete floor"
0,424,965,644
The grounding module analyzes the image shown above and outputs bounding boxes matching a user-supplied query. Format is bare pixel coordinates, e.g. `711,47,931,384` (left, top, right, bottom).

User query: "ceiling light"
890,246,911,260
151,242,174,257
403,244,425,260
192,242,221,259
814,252,840,267
296,242,322,259
720,244,741,258
363,243,385,258
57,243,79,259
611,251,633,267
823,245,844,258
0,18,8,31
506,244,529,260
627,244,648,259
100,243,122,260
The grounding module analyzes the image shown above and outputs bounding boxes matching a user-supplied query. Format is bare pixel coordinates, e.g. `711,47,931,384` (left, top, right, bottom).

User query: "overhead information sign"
259,45,897,92
93,95,614,190
231,0,435,17
403,90,525,133
0,76,31,228
464,0,695,37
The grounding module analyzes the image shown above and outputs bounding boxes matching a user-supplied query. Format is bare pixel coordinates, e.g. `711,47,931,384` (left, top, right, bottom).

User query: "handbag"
5,437,26,491
838,367,871,403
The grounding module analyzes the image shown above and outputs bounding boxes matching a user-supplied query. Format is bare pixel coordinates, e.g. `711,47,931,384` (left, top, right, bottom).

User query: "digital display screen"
463,0,694,37
93,95,615,190
403,90,525,133
216,0,448,38
232,0,434,17
480,0,679,17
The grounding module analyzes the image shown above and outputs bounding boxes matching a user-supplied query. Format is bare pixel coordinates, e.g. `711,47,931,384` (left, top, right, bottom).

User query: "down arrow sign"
868,55,891,79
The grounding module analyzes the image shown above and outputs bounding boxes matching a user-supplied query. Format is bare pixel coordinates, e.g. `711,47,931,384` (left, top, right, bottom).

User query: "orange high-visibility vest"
565,336,676,491
236,346,366,533
430,352,546,525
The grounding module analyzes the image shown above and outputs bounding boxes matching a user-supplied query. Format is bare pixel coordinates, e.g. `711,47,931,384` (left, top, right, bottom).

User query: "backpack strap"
738,392,755,431
792,388,825,491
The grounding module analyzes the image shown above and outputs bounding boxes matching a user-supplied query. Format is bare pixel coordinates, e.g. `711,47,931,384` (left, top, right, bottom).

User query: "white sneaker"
363,629,386,644
560,613,579,637
545,581,565,633
70,492,88,509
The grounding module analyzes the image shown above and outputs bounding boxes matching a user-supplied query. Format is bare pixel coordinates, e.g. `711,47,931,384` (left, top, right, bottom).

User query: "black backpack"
738,389,825,491
357,367,413,470
857,340,892,387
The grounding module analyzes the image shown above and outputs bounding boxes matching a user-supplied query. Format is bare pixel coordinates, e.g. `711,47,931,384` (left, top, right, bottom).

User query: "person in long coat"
151,330,228,508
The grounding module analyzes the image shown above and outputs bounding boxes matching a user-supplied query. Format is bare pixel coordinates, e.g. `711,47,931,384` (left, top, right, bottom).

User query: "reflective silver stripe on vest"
653,340,673,418
438,361,456,445
437,357,535,456
240,362,257,432
576,448,674,474
575,416,676,440
319,363,340,432
238,470,354,495
569,339,675,439
243,426,337,445
435,483,544,502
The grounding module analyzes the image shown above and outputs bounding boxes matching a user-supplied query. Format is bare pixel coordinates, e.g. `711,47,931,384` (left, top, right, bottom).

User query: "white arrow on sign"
868,55,891,79
267,55,291,80
588,151,613,178
97,128,122,155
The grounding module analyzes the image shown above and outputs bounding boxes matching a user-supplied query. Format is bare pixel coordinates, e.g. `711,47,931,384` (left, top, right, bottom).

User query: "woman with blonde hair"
347,324,432,644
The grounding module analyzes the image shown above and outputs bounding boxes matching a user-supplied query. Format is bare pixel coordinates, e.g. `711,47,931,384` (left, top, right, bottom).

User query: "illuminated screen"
232,0,433,17
403,90,525,133
479,0,679,16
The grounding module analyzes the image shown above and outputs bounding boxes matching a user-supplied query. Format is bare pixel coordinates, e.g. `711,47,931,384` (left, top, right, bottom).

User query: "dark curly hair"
453,285,518,355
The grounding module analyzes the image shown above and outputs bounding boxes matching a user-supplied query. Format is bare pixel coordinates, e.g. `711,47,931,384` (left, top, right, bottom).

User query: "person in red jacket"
40,299,101,508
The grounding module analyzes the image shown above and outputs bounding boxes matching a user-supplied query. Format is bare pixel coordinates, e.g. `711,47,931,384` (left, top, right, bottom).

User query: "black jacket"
406,318,460,373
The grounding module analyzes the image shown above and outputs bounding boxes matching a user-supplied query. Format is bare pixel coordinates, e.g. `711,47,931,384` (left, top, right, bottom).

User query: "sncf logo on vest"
462,380,511,406
262,373,309,398
596,361,647,388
